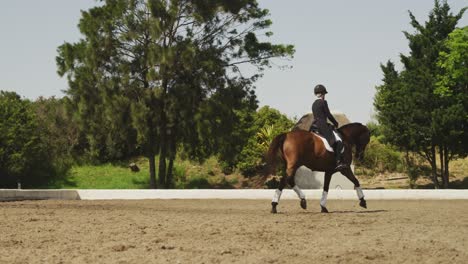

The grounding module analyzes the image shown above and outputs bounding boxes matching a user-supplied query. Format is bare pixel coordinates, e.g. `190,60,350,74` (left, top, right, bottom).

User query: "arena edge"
1,189,468,201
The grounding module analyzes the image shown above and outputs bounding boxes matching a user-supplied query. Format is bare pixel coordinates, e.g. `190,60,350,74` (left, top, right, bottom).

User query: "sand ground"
1,199,467,264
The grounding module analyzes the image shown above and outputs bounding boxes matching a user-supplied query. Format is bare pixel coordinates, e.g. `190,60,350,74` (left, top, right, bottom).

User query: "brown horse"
266,122,370,213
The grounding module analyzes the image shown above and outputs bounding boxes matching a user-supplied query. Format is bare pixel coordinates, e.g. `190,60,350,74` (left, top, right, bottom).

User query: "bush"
0,91,70,188
184,176,211,189
264,175,280,189
237,106,294,176
172,156,239,189
360,136,404,173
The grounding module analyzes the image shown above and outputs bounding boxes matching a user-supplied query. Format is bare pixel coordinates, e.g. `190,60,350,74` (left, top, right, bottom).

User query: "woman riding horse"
266,122,370,213
311,84,347,171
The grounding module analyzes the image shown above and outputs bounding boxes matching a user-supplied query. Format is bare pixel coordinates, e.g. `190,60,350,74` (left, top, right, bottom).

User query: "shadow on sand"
328,209,387,214
297,209,388,215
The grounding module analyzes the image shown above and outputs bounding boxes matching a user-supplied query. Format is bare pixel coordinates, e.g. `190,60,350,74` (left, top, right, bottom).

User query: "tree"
33,97,82,164
434,26,468,187
374,0,466,188
180,79,259,171
57,0,294,188
0,92,63,188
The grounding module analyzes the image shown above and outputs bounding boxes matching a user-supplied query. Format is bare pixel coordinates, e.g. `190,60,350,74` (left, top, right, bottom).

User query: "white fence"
1,189,468,201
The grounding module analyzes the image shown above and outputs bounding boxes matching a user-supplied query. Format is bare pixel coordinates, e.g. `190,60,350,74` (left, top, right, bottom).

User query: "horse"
265,122,371,213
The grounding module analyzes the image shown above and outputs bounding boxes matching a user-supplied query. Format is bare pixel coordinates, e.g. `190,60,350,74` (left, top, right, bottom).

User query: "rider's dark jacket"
310,98,339,146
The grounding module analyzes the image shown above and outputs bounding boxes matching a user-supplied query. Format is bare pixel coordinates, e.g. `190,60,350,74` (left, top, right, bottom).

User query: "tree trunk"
405,152,416,188
158,140,167,188
443,145,450,188
148,154,157,189
429,145,440,189
167,158,174,188
158,75,170,188
142,69,158,189
439,146,444,188
166,130,176,188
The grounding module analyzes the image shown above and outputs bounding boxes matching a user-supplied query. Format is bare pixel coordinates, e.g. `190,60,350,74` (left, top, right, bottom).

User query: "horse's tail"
264,133,287,177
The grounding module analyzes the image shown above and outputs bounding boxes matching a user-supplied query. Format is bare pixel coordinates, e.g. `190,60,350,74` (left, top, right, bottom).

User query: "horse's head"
338,123,370,163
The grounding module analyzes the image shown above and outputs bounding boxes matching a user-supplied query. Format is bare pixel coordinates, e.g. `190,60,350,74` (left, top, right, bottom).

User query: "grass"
52,161,150,189
51,156,241,189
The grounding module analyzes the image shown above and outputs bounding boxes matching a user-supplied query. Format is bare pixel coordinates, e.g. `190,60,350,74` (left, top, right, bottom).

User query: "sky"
1,1,467,124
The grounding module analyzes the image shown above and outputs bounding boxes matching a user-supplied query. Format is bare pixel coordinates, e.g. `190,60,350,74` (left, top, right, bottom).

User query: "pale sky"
1,1,466,123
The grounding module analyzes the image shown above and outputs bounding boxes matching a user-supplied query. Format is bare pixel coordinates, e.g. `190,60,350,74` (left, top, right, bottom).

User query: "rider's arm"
324,100,339,127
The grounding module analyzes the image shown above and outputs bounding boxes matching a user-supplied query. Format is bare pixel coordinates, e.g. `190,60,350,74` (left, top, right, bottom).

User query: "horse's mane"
338,122,370,146
338,122,364,130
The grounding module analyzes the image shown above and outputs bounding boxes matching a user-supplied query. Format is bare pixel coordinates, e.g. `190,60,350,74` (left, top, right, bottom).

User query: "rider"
310,84,348,171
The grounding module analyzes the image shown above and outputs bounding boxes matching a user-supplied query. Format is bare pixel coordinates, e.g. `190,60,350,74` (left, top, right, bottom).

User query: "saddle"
309,123,320,134
309,124,343,153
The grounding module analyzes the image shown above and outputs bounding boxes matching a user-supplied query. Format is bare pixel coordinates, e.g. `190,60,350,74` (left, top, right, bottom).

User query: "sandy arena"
1,199,467,263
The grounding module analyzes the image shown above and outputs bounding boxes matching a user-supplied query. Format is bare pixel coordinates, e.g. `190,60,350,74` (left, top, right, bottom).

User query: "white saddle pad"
314,131,343,153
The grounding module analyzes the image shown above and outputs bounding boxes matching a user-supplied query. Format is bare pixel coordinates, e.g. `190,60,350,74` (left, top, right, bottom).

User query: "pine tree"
57,0,294,188
374,0,466,188
434,26,468,187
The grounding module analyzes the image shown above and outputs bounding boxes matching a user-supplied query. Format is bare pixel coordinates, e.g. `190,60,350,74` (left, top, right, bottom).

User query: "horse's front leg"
320,171,332,213
341,167,367,209
357,186,367,209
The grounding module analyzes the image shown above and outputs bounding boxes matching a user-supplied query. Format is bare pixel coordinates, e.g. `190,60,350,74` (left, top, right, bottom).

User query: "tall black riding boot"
334,141,348,171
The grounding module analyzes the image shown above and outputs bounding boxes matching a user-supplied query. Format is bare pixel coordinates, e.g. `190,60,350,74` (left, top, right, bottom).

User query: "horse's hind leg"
341,167,367,209
286,169,307,210
271,166,304,213
320,171,332,213
271,176,287,213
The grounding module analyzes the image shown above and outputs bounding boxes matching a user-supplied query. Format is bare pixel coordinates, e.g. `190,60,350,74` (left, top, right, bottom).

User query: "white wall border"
2,189,468,201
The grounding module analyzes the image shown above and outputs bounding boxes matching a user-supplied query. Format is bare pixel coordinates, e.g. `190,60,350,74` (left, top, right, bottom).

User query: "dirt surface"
1,199,467,264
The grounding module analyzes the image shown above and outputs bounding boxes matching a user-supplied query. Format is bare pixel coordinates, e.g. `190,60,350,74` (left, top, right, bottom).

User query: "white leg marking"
320,191,328,207
292,185,305,199
272,189,282,203
355,186,364,199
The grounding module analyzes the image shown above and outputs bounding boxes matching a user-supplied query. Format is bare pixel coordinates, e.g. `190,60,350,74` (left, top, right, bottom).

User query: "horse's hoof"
300,199,307,209
321,206,329,213
359,198,367,209
271,202,278,214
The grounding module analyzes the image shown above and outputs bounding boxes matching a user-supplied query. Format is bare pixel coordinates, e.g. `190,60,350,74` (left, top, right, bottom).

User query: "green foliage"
374,1,466,188
33,97,80,164
0,91,69,188
237,106,294,175
374,61,417,150
264,175,280,189
434,26,468,158
57,0,294,188
173,156,239,189
405,155,421,189
436,26,468,97
366,121,385,141
183,176,211,189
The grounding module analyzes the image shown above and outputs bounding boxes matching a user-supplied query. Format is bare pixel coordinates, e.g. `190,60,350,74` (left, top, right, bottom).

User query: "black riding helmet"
314,84,328,95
